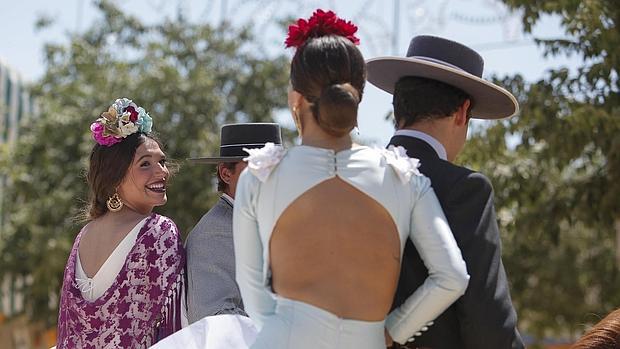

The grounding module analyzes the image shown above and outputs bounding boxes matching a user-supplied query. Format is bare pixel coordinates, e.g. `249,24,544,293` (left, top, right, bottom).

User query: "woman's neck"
106,205,151,222
301,132,353,152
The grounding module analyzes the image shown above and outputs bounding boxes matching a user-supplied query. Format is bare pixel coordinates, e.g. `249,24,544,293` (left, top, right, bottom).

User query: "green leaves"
460,0,620,341
1,1,289,324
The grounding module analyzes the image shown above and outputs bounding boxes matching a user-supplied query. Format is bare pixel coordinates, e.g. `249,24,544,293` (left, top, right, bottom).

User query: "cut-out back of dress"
270,175,401,321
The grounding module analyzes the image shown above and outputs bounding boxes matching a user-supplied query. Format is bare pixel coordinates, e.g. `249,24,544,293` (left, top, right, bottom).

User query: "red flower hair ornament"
285,9,360,48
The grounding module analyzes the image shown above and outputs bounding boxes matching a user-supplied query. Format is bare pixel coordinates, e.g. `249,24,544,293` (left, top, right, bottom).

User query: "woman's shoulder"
359,145,432,197
147,213,181,240
74,218,110,251
151,212,175,224
242,142,287,182
357,145,423,179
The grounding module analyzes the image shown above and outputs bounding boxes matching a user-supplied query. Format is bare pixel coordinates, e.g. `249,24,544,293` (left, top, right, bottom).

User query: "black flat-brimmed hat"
366,35,519,119
188,123,282,164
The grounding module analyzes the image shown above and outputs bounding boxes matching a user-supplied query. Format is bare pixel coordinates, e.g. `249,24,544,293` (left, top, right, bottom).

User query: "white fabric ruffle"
243,143,286,182
150,314,258,349
380,145,422,184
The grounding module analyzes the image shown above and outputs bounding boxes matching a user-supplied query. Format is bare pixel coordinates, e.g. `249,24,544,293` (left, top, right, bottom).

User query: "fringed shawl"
56,213,185,348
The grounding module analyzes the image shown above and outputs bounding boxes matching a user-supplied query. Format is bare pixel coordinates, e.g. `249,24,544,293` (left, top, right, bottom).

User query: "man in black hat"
185,123,282,323
367,36,524,349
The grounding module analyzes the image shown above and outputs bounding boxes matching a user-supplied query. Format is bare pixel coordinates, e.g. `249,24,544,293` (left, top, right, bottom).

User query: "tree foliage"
2,0,618,341
0,0,289,324
460,0,619,341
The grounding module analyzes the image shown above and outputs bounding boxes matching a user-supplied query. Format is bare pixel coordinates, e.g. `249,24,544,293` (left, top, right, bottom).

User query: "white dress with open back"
233,144,469,348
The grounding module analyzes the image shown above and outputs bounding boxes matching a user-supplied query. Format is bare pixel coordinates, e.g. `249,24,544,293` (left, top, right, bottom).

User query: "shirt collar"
221,193,234,206
393,129,447,161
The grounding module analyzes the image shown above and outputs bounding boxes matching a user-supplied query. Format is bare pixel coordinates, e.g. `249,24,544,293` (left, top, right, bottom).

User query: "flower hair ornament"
285,9,360,48
90,98,153,146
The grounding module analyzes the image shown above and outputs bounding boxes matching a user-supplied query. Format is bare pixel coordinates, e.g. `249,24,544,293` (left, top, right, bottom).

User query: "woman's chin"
154,195,168,206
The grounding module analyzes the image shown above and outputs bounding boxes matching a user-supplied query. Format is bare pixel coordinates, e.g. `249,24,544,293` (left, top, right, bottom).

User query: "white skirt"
150,314,258,349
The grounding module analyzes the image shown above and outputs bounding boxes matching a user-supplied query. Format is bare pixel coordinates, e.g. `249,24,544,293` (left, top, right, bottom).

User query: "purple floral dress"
56,213,185,348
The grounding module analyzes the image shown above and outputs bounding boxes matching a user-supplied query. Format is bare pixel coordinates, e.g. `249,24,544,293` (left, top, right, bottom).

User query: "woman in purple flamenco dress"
55,98,185,348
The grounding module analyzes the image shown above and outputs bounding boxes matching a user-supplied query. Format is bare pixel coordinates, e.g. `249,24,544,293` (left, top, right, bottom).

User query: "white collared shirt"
222,193,235,205
394,129,448,161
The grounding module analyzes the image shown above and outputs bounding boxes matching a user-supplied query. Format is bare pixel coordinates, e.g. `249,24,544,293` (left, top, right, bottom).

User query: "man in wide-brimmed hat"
185,123,282,323
367,35,524,349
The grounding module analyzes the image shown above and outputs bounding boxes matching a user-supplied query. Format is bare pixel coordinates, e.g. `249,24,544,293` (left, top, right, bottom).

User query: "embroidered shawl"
56,213,185,348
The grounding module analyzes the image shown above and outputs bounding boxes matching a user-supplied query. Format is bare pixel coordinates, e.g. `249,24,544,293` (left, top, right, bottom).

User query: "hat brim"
366,56,519,119
187,156,246,164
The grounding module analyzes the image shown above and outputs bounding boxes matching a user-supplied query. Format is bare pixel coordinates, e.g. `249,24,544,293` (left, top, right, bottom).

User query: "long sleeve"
233,170,276,328
447,173,523,349
386,176,470,344
185,208,247,323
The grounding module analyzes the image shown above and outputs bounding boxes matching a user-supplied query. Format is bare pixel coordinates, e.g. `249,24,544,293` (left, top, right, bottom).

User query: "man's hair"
392,76,473,128
216,162,239,192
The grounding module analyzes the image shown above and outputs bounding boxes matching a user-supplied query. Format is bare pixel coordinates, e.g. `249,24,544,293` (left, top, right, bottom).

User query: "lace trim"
76,277,94,295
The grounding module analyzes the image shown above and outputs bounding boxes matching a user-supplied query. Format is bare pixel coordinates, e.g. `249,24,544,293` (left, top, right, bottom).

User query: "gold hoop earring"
107,191,123,212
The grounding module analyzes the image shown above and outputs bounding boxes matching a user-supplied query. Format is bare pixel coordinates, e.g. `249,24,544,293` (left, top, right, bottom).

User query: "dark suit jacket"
389,135,524,349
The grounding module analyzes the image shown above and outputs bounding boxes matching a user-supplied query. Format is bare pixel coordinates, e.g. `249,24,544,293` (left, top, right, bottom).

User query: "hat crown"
406,35,484,78
220,123,282,147
189,123,283,164
219,123,282,158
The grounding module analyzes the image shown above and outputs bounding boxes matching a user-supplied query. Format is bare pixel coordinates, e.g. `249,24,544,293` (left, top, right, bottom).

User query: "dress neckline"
71,213,155,305
76,216,149,280
295,144,368,155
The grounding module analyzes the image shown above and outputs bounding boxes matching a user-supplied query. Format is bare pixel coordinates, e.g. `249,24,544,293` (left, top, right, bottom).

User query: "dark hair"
290,35,366,137
216,162,238,192
393,76,473,128
85,133,165,220
572,308,620,349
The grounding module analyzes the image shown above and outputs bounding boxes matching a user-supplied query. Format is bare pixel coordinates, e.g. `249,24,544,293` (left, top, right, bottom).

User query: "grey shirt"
185,196,246,323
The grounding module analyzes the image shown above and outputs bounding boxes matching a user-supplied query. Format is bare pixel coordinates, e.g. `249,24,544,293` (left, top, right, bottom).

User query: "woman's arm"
233,170,276,328
386,176,469,344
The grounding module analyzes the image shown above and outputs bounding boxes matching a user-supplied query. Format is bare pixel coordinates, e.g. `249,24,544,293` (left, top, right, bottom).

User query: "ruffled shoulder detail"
380,145,422,184
243,143,287,182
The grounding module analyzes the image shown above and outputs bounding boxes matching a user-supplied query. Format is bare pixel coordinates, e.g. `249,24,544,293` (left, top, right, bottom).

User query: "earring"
293,107,303,136
354,125,360,136
107,191,123,212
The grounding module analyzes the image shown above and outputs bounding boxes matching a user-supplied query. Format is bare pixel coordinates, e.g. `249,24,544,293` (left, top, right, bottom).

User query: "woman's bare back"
78,213,147,278
270,177,401,321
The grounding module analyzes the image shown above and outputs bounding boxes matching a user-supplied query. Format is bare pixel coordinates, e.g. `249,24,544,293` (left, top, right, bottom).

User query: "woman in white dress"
232,9,469,349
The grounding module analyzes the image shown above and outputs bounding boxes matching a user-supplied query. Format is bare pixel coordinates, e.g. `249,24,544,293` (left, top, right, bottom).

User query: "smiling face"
117,137,170,214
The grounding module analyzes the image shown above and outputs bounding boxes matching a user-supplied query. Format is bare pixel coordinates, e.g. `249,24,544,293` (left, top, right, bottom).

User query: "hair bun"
315,83,360,137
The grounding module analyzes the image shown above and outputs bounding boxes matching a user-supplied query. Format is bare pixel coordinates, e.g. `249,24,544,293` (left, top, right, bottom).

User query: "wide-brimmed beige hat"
366,35,519,119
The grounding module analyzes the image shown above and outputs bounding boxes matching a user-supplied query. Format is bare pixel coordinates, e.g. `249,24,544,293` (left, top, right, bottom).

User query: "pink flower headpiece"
90,98,153,147
285,9,360,48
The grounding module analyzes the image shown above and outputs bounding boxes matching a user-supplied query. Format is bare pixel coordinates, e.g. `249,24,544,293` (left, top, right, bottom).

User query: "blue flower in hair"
136,107,153,134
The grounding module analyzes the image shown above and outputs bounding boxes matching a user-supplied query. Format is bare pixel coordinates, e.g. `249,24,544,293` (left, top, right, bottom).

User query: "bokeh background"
0,1,618,348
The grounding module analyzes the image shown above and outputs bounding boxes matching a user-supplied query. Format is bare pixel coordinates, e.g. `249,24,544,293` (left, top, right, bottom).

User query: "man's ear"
454,99,471,127
218,163,232,184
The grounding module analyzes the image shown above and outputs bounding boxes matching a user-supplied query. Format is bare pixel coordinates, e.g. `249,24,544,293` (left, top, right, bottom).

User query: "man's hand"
385,328,394,347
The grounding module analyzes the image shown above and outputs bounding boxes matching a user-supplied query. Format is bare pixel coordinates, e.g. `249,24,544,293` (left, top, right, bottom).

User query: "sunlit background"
0,1,617,348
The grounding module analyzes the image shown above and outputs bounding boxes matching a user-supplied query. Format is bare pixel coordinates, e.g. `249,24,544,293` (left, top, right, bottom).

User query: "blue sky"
0,0,582,145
